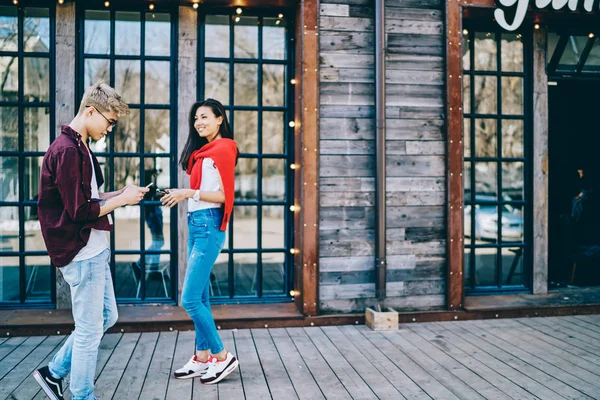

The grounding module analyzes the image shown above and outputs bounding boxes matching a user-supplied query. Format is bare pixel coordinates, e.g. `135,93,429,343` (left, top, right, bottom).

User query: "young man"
33,82,149,400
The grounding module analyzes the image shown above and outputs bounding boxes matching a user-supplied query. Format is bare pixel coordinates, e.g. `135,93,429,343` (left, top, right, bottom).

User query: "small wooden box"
365,307,399,331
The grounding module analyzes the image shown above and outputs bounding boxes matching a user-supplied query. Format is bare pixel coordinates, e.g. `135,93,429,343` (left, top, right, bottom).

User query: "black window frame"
198,9,295,304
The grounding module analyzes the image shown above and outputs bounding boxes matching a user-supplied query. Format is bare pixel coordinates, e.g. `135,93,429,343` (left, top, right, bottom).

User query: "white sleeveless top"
188,157,222,212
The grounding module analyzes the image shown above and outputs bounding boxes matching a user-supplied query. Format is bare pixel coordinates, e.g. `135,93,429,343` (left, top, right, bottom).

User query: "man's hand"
120,186,150,205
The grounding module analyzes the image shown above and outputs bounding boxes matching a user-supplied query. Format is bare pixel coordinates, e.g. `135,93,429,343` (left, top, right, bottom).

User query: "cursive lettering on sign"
495,0,597,31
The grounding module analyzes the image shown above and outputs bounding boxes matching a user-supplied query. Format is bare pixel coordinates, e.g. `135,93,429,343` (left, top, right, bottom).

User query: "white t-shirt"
188,158,222,212
73,150,109,262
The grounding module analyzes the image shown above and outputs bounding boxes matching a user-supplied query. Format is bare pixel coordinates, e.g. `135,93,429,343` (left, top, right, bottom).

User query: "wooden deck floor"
2,315,600,399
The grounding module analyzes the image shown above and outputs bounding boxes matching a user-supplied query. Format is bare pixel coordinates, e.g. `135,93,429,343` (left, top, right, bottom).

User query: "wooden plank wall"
318,0,447,313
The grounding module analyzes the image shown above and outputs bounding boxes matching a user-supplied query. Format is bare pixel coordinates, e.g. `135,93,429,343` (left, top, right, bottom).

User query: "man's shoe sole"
32,370,61,400
201,359,239,385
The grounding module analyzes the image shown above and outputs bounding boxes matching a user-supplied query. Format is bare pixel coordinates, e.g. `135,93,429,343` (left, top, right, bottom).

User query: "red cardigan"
186,138,237,231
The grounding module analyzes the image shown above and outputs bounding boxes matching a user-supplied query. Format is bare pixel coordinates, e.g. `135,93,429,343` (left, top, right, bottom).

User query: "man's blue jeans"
48,248,118,400
182,208,226,354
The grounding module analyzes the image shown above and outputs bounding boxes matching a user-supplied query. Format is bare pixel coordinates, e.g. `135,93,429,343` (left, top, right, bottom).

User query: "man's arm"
99,189,123,200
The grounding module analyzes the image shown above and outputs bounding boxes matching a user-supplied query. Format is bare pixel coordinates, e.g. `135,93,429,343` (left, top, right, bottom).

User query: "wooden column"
177,6,197,304
293,0,319,316
446,0,464,310
55,2,76,309
532,27,549,294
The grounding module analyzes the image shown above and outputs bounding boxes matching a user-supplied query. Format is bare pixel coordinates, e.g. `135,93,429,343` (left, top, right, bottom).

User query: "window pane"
464,162,471,201
115,59,141,104
558,36,588,72
462,30,470,71
115,205,140,251
24,57,49,102
475,162,497,199
234,253,257,296
263,253,285,295
501,33,523,72
144,109,170,153
234,64,258,106
0,7,18,52
502,162,524,201
463,75,471,114
0,107,18,151
474,204,498,243
474,32,497,71
583,39,600,71
84,10,110,55
502,119,524,158
263,159,285,201
24,107,50,152
474,76,497,114
143,204,168,252
0,257,20,302
24,8,50,53
205,63,229,105
145,13,170,56
205,15,229,58
262,206,284,248
235,158,257,200
464,249,472,285
502,206,523,243
95,156,109,192
464,203,472,245
0,157,18,202
115,12,140,56
114,156,140,189
263,18,285,60
234,16,258,59
143,157,169,190
144,255,171,299
463,118,471,158
24,256,51,302
84,58,109,89
475,248,497,286
474,118,497,158
263,112,284,154
113,108,140,153
234,111,257,153
115,254,139,299
263,64,285,106
0,207,18,252
211,253,229,297
502,77,523,115
24,156,42,201
502,247,524,285
145,61,170,104
233,206,257,249
0,57,18,101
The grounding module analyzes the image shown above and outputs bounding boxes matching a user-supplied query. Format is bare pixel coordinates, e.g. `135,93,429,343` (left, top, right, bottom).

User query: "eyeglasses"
86,105,117,129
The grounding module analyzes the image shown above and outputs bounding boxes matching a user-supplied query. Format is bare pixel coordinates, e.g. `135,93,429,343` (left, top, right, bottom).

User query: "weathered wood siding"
318,0,446,313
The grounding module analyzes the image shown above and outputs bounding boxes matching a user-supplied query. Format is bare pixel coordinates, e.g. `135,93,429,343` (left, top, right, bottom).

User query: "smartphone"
145,182,154,188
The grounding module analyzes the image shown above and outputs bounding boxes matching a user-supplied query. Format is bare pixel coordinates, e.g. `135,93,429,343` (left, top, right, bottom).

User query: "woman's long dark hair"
180,98,234,171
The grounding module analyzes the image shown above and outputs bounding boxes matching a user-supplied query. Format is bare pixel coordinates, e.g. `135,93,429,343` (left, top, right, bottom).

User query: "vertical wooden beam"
55,2,76,309
446,1,464,310
293,0,319,316
177,6,197,303
532,27,549,294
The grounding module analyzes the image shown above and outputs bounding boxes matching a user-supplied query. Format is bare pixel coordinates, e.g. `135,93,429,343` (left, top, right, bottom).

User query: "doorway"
548,80,600,288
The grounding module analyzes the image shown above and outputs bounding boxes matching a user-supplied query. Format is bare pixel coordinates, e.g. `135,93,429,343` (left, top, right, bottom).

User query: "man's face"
87,106,118,142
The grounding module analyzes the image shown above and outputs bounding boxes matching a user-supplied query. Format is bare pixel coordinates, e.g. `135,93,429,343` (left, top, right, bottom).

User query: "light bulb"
290,205,301,212
278,13,283,18
290,248,299,254
290,164,299,170
290,78,296,85
234,16,240,23
534,23,540,30
149,3,155,10
58,0,65,4
193,3,199,9
104,1,110,7
589,33,595,39
236,7,242,15
288,121,295,128
462,29,468,35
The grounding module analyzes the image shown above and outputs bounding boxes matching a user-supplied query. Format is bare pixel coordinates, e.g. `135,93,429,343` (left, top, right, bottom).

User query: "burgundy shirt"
38,125,112,267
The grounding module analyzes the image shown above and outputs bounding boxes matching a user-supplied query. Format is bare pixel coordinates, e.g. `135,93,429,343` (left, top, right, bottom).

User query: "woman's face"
194,106,223,142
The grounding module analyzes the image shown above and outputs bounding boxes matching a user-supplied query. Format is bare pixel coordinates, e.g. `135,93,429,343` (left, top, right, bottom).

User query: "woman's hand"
160,189,195,208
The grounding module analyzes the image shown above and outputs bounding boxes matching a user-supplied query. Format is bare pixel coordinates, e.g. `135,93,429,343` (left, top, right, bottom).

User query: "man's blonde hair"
78,81,130,116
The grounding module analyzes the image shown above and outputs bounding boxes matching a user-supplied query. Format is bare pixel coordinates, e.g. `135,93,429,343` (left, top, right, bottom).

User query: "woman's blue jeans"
181,208,226,354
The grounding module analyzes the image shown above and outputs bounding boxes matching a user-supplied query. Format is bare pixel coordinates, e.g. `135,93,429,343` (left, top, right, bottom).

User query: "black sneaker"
200,352,239,385
33,366,65,400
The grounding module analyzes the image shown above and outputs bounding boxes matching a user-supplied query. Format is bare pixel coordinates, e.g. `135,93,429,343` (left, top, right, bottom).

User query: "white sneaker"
174,355,217,379
200,352,239,385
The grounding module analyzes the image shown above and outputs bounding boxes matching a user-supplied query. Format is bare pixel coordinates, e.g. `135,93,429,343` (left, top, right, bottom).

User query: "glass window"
81,5,175,302
202,12,292,302
0,6,54,306
462,26,528,292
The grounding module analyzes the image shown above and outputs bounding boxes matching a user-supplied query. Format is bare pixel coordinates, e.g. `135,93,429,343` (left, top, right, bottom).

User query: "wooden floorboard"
3,315,600,399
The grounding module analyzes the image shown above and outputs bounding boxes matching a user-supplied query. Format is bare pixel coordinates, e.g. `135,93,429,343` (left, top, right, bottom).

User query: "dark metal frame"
462,24,534,294
76,2,179,303
197,9,295,303
0,2,56,308
547,30,600,77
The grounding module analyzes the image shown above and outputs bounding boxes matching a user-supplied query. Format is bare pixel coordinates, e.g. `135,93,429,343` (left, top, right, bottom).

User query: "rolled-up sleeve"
54,148,101,223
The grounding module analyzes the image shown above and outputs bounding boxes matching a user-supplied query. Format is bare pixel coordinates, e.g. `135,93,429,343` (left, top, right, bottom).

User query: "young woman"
161,99,239,384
